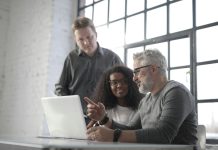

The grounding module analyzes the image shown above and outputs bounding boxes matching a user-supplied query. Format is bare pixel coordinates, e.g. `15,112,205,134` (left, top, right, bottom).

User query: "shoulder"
99,47,123,65
100,47,119,57
65,49,80,60
162,80,190,95
161,80,194,105
68,49,79,57
62,49,80,67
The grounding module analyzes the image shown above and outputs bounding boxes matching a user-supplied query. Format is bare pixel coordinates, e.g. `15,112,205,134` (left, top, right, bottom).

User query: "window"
126,14,144,44
196,0,218,26
198,103,218,138
127,0,144,15
78,0,218,139
108,20,125,48
196,26,218,62
169,0,192,33
147,6,167,38
109,0,125,21
147,0,166,8
197,63,218,100
170,38,190,67
93,0,108,26
127,47,144,69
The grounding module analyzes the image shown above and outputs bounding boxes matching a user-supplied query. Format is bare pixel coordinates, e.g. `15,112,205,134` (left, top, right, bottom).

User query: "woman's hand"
87,126,114,142
84,97,106,121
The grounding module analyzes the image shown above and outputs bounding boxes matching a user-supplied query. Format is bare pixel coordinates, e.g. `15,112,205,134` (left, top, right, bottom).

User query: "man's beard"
139,73,153,94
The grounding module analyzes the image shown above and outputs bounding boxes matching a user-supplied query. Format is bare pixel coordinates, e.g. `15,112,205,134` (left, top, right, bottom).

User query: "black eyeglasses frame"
133,65,152,76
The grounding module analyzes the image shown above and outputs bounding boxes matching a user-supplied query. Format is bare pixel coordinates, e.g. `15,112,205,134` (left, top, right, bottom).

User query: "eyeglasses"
133,65,151,76
109,79,128,87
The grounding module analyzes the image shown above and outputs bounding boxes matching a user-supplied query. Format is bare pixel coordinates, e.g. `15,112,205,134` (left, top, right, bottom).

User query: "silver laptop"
41,95,87,139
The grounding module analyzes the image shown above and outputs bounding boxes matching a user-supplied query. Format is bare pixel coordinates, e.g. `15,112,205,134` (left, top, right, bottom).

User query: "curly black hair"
91,65,143,110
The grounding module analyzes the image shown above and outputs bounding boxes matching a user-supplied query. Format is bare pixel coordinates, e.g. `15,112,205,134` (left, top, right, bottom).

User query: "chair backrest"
196,125,206,150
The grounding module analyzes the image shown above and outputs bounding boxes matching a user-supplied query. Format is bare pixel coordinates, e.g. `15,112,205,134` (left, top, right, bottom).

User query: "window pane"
147,6,167,39
146,42,168,65
127,0,144,15
109,0,125,21
196,0,218,26
108,20,125,48
147,0,166,8
196,26,218,62
170,68,190,90
79,7,93,19
96,25,109,48
197,63,218,100
170,38,190,67
170,0,192,33
79,0,93,8
126,13,144,44
93,0,108,26
198,103,218,139
127,47,144,69
113,47,124,63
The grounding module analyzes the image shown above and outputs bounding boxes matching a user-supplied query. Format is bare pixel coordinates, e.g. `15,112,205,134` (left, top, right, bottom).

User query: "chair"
196,125,206,150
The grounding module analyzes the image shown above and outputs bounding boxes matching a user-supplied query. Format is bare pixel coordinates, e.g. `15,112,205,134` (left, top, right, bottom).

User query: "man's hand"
87,126,114,142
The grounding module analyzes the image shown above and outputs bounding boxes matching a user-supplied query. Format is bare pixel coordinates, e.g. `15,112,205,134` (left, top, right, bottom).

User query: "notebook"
40,95,87,139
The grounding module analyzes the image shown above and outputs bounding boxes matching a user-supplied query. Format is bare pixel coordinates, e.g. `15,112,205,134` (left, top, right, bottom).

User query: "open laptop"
40,95,87,139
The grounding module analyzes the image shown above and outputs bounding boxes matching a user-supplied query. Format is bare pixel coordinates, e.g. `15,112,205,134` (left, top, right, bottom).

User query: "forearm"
102,118,112,128
54,84,70,96
118,130,137,143
55,58,71,96
102,117,136,130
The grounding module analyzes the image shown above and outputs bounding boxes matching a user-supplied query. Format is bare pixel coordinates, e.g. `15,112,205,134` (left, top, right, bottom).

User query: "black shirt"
55,44,123,113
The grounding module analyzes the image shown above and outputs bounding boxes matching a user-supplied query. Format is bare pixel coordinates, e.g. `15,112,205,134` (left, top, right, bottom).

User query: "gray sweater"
112,80,198,144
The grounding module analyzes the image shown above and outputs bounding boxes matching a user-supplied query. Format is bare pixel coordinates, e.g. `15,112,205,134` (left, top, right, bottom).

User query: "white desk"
0,136,195,150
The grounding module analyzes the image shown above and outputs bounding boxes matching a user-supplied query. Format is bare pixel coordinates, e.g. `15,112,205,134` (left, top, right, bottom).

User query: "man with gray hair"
85,49,198,145
132,49,168,94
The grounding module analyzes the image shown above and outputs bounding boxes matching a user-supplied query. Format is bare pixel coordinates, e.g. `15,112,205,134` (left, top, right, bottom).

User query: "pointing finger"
84,97,98,106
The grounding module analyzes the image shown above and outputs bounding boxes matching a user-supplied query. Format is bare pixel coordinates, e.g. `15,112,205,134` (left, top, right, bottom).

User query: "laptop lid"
41,95,87,139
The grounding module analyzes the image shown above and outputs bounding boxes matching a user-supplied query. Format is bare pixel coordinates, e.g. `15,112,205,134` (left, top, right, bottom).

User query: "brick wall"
0,0,77,136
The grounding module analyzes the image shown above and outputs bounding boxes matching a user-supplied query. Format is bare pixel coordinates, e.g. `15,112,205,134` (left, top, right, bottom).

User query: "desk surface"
0,136,194,150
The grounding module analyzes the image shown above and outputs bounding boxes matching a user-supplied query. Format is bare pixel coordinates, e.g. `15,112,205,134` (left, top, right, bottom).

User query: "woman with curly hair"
90,65,143,125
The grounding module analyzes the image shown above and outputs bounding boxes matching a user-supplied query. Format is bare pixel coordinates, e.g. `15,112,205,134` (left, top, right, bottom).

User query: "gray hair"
133,49,167,75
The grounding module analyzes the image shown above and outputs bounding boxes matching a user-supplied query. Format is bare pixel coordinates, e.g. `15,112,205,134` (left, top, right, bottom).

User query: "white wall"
0,0,77,136
0,0,9,100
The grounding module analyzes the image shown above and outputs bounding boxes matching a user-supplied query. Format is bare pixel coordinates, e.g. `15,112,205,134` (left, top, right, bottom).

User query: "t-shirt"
107,105,138,125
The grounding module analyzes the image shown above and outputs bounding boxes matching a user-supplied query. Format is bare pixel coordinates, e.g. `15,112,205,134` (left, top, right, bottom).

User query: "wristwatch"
113,128,122,142
98,114,109,125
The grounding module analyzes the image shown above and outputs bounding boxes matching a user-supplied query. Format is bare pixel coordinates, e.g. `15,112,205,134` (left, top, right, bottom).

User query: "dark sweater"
112,80,198,144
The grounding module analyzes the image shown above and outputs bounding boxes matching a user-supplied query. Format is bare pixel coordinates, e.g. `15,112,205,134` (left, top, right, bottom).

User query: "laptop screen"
41,95,87,139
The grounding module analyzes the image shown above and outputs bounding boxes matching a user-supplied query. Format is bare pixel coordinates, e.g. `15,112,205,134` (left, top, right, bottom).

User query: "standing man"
55,17,123,116
85,49,197,145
